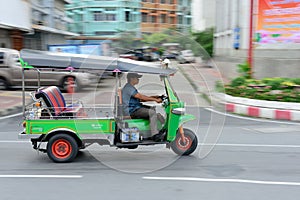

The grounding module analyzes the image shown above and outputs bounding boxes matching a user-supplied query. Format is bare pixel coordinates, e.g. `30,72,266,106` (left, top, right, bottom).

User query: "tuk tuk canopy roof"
20,49,176,75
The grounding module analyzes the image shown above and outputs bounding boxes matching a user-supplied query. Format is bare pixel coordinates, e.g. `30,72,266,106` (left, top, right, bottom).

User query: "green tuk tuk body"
19,49,198,163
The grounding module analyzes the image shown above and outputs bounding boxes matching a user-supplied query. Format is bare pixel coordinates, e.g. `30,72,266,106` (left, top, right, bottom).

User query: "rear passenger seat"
35,86,85,118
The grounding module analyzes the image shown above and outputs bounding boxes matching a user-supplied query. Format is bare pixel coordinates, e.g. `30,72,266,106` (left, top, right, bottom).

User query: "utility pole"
248,0,254,78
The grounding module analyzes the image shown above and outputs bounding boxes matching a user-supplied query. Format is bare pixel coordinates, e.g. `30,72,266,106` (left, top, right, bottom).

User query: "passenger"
122,73,165,140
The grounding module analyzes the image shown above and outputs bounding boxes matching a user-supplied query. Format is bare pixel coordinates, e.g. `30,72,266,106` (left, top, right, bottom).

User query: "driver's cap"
127,73,143,79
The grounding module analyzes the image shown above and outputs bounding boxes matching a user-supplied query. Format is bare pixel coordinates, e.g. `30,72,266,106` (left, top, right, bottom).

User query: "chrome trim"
171,107,185,115
81,133,115,145
18,133,42,140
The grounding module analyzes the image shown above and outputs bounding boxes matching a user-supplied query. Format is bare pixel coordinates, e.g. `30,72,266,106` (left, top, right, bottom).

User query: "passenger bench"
35,86,85,118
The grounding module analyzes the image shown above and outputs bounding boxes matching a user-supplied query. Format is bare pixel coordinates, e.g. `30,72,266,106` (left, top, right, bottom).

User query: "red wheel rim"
176,136,192,151
52,139,72,159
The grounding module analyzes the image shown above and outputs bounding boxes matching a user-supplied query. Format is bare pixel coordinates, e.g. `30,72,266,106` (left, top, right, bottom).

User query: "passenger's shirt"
122,83,142,115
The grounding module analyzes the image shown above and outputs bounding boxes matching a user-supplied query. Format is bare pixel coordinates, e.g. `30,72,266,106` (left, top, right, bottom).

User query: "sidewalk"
178,62,300,122
0,91,28,116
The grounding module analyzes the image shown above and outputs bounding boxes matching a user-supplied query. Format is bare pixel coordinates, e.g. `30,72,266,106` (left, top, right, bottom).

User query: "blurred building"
66,0,192,38
0,0,78,50
191,0,215,32
177,0,192,33
66,0,141,39
214,0,300,79
24,0,78,50
141,0,177,33
140,0,192,34
0,0,31,50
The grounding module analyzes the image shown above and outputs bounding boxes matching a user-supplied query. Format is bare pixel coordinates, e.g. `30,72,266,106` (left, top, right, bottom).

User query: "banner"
255,0,300,44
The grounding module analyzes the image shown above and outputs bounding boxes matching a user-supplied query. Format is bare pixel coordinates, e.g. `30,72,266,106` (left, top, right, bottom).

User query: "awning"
0,22,31,32
32,25,79,36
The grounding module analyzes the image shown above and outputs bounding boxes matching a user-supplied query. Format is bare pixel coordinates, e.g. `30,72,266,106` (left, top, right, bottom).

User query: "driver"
122,73,164,140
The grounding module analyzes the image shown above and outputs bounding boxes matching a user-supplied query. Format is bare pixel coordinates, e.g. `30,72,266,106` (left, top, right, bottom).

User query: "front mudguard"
166,114,195,141
178,114,196,127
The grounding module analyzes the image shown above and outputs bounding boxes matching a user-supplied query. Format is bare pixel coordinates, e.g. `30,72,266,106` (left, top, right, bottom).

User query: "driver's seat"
115,88,131,119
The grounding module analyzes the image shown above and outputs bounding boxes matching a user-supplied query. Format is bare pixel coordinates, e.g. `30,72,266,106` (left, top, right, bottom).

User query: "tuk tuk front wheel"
171,128,198,156
47,134,79,163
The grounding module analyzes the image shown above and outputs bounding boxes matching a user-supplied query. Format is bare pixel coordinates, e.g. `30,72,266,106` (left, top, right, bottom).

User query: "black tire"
62,76,79,92
47,134,79,163
171,128,198,156
0,78,8,90
127,145,138,149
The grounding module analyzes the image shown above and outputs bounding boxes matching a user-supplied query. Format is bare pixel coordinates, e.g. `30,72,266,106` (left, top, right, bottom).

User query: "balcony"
155,3,176,10
141,2,156,9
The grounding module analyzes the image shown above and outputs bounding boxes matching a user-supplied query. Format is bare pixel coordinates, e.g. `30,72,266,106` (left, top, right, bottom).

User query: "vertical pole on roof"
248,0,254,78
37,69,41,89
114,72,118,118
22,67,25,118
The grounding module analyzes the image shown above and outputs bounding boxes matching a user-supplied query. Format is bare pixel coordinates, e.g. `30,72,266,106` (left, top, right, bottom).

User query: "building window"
125,11,130,22
94,11,116,21
151,16,156,23
161,14,167,23
178,15,183,24
95,31,115,36
187,18,191,25
161,0,166,3
142,13,148,22
94,11,104,21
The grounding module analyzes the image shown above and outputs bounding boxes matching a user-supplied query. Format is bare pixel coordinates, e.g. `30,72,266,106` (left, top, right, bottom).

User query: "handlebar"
159,94,169,107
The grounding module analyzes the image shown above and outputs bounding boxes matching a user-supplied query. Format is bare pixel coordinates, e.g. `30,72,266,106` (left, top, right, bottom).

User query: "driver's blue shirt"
122,83,142,115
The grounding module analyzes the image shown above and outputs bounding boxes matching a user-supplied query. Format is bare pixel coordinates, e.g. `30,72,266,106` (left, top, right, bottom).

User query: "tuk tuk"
19,49,198,163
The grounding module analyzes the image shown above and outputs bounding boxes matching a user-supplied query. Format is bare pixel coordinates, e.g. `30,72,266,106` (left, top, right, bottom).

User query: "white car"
177,50,196,64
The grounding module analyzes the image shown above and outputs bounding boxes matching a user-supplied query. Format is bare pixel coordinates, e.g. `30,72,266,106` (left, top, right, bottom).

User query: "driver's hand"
155,97,162,103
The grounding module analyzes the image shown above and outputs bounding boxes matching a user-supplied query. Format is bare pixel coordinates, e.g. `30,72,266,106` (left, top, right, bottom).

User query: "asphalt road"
1,107,300,200
1,64,300,199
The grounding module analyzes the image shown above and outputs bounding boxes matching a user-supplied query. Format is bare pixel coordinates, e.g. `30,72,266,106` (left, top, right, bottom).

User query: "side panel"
26,118,115,137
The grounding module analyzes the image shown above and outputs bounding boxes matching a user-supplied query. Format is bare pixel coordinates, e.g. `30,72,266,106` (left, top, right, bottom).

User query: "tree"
142,32,169,46
193,28,214,58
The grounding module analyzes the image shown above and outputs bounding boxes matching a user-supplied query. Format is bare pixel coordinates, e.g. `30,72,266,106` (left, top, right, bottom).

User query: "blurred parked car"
162,51,178,60
177,50,196,64
119,50,139,60
119,47,159,62
0,48,98,91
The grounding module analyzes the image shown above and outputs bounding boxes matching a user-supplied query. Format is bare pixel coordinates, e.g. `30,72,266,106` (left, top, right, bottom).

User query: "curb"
213,93,300,122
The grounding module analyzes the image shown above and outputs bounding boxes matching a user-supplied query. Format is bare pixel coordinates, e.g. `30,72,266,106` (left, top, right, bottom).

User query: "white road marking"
0,140,30,143
143,177,300,186
0,175,82,179
199,143,300,148
0,112,22,120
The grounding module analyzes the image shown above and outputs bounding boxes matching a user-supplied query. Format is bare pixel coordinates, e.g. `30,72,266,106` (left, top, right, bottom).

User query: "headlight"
171,108,185,115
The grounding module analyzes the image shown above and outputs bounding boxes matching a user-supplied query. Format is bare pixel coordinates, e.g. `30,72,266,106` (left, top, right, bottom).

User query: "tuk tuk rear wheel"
47,134,79,163
171,128,198,156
